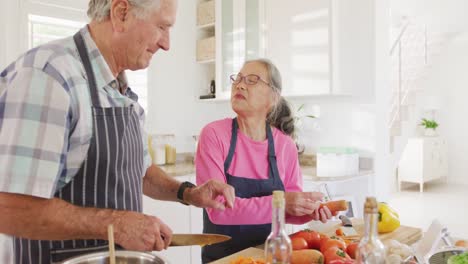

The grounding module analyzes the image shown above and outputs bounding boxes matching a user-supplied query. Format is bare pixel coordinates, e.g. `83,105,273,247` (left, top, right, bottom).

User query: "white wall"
420,32,468,185
391,0,468,32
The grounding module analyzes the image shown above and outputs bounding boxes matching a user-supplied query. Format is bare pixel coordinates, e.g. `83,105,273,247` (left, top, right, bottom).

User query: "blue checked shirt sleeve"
0,67,71,198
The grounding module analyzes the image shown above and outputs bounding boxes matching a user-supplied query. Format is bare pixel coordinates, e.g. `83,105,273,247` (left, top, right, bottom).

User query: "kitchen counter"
160,153,373,181
158,153,373,179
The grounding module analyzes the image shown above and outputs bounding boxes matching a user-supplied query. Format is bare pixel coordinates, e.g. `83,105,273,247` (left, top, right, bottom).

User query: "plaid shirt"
0,26,151,198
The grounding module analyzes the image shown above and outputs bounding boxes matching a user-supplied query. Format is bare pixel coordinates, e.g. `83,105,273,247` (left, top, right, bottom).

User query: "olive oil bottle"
356,197,386,264
265,191,292,264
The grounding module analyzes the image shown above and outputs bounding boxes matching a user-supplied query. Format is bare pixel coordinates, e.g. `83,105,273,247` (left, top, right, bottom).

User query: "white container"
316,147,359,177
150,135,166,165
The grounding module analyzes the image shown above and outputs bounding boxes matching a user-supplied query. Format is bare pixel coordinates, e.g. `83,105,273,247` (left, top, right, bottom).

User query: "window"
28,15,84,48
28,15,149,111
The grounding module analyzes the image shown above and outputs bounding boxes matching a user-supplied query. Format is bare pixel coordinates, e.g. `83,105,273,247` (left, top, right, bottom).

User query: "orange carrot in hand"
320,200,348,216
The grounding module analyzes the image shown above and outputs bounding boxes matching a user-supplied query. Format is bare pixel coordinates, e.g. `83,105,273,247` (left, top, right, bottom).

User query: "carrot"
320,200,348,216
291,249,324,264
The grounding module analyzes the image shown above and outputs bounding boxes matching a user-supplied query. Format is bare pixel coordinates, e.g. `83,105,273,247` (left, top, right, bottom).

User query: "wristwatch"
177,181,196,205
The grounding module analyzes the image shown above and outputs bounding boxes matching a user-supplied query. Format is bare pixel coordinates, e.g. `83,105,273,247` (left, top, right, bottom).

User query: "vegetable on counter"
291,249,324,264
448,252,468,264
230,256,265,264
378,203,400,233
290,229,321,249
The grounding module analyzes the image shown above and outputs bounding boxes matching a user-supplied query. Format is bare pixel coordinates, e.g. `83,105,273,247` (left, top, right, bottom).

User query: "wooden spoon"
107,224,116,264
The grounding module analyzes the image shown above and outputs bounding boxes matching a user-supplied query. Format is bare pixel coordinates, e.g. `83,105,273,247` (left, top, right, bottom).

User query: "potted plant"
420,118,439,137
294,104,316,154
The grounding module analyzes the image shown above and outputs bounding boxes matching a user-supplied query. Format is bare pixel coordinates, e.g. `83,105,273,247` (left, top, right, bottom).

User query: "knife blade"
169,234,231,247
339,215,359,236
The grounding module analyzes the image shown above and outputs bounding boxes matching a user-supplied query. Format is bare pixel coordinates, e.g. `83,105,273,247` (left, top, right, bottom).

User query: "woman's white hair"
87,0,161,22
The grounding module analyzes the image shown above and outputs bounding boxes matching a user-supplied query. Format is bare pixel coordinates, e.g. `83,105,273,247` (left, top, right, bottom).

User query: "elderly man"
0,0,235,263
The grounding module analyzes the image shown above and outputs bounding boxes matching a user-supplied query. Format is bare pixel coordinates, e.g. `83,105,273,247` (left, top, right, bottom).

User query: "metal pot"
60,250,169,264
428,247,466,264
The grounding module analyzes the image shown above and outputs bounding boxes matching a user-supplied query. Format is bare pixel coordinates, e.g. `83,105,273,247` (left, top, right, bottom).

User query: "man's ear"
110,0,130,32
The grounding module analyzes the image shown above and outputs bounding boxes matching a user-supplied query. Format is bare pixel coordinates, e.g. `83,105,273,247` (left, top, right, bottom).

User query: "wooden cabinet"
398,137,448,192
143,174,203,264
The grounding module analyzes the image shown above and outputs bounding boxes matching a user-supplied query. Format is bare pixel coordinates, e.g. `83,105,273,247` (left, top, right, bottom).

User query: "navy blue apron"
13,31,145,264
201,118,285,263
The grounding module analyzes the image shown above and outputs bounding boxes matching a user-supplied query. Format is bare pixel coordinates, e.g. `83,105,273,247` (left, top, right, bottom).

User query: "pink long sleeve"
196,118,303,225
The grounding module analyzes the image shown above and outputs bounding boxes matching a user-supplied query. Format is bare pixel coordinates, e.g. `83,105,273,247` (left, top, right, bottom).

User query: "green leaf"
297,104,305,112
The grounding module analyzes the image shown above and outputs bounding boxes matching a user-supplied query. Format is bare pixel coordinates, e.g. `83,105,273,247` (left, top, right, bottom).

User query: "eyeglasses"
229,73,272,87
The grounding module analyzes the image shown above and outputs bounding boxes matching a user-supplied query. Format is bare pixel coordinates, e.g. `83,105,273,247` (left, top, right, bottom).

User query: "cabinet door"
143,175,192,264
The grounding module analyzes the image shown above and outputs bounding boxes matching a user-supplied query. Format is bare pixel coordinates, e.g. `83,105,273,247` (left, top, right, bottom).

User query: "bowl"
60,250,169,264
428,247,466,264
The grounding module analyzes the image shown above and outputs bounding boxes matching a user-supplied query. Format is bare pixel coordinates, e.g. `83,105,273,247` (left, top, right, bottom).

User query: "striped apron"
13,31,145,264
201,118,285,263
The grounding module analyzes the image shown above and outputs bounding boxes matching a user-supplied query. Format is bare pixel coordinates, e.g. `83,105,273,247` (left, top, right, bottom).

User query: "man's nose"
158,31,170,51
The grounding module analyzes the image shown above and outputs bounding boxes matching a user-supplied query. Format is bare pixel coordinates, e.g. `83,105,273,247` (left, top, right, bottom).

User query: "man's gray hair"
88,0,161,22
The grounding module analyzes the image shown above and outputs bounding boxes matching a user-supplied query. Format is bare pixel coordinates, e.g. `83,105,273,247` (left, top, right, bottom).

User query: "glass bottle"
265,191,292,264
356,197,386,264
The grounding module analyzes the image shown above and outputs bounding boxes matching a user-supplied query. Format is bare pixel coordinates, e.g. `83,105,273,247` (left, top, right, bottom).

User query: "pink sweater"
196,118,304,225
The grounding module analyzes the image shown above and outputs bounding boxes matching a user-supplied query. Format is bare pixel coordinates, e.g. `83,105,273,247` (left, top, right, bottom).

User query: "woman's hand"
284,192,333,223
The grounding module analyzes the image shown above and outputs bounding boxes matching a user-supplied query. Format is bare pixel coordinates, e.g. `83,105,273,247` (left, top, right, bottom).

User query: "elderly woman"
196,59,332,262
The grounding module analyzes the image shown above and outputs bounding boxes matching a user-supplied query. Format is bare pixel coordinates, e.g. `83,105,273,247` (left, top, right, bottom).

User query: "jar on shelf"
150,134,166,165
165,134,177,165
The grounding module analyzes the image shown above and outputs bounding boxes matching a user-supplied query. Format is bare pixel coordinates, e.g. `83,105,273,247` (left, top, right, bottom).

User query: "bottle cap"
272,191,284,208
364,196,378,214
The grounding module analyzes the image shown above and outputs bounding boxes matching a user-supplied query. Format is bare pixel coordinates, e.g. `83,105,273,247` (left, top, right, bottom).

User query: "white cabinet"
196,0,264,101
398,137,448,192
143,175,203,264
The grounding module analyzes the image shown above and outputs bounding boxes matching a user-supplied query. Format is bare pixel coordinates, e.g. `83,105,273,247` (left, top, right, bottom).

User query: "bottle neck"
271,203,286,235
364,212,379,239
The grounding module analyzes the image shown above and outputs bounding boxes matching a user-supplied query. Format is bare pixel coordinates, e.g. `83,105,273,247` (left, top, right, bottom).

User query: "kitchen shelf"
196,58,215,64
197,22,215,30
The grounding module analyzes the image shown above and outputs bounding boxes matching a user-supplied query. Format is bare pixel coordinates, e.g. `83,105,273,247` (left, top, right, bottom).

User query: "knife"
169,234,231,247
339,215,359,236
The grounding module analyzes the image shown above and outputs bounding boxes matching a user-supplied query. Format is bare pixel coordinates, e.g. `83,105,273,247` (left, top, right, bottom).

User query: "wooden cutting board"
320,219,422,245
209,247,264,264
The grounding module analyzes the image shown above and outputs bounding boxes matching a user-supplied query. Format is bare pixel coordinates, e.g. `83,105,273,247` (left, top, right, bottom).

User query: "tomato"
323,247,351,264
291,237,309,250
346,242,359,259
335,228,344,236
329,259,355,264
290,229,322,249
320,238,346,253
319,233,329,249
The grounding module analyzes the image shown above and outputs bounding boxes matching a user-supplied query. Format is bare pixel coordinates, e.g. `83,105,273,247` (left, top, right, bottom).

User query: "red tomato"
346,242,359,259
329,259,355,264
324,247,351,264
335,228,344,236
319,233,330,249
320,238,347,253
290,229,322,249
291,237,309,250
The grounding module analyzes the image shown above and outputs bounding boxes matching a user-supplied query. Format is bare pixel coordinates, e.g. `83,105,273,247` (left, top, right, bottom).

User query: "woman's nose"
235,82,246,90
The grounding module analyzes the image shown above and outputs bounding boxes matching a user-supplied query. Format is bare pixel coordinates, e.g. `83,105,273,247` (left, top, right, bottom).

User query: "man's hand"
184,180,235,210
113,211,173,251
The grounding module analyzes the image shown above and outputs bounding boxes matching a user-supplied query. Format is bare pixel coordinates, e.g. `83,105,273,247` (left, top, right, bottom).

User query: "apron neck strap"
73,31,101,107
224,118,280,181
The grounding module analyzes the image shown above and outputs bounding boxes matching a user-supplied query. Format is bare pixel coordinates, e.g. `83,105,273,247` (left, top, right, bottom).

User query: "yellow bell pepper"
378,202,400,233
